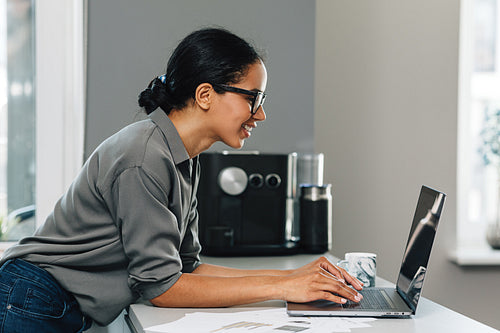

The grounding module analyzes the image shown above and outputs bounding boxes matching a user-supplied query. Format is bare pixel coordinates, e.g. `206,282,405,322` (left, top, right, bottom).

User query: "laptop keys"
343,289,395,309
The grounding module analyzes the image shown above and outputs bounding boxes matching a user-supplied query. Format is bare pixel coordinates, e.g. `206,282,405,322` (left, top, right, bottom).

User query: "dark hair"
138,28,263,115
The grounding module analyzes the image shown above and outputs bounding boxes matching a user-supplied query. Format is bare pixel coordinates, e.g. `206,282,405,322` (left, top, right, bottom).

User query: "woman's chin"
221,136,246,150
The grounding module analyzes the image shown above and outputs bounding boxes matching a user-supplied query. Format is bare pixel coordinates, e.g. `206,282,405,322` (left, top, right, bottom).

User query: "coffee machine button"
248,173,264,188
265,173,282,189
218,167,248,196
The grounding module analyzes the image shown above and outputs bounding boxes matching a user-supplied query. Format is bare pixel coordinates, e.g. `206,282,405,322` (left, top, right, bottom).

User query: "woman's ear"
194,83,213,111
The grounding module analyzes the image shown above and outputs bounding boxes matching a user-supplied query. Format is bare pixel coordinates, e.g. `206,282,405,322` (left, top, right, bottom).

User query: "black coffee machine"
197,151,299,255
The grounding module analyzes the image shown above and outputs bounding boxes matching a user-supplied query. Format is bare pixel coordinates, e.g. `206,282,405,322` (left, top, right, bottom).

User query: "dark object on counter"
299,184,332,254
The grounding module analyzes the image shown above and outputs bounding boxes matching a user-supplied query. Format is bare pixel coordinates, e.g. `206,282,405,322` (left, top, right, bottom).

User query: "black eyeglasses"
212,83,266,115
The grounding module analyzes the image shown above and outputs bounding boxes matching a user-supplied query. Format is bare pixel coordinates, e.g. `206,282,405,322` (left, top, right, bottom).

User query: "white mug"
337,252,377,287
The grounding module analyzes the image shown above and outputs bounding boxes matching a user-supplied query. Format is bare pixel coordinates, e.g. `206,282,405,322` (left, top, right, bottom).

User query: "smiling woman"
138,28,267,154
0,28,362,332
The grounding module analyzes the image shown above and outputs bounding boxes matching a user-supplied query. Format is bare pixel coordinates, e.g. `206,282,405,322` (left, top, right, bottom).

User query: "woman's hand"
277,256,364,304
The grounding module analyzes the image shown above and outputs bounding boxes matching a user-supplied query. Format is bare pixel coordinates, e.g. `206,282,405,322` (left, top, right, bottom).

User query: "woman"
0,28,363,332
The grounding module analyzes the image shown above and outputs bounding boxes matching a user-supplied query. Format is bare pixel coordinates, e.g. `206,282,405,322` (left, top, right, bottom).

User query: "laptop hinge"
397,286,416,313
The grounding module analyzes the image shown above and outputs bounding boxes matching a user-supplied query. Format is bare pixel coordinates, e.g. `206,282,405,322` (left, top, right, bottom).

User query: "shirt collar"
149,109,190,165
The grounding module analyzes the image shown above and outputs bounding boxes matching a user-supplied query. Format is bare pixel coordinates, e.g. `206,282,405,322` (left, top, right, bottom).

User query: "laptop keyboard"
343,289,396,309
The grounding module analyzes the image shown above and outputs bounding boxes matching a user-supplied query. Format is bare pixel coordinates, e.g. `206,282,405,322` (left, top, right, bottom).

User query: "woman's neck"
168,108,216,159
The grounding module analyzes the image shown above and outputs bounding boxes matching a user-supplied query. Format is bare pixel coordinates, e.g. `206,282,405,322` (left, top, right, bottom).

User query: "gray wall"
85,0,315,159
315,0,500,329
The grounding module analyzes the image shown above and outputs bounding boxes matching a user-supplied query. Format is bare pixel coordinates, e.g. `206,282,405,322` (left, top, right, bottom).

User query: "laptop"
287,185,446,318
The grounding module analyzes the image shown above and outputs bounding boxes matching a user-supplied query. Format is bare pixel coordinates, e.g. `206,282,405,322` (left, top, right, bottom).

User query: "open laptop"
287,185,446,318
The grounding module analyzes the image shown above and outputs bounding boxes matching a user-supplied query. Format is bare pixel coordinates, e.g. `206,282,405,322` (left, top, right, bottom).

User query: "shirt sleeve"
110,166,184,300
179,156,202,273
179,194,202,273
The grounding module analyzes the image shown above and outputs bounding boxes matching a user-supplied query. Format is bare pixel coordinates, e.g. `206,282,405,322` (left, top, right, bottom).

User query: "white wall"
315,0,500,329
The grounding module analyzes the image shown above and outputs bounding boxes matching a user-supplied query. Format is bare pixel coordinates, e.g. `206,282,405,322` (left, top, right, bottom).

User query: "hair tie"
158,74,166,84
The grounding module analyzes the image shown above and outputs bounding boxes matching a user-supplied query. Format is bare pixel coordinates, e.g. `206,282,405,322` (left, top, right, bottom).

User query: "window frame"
35,0,86,227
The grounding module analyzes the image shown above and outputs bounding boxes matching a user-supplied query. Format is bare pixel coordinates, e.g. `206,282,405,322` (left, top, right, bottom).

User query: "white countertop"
126,253,498,333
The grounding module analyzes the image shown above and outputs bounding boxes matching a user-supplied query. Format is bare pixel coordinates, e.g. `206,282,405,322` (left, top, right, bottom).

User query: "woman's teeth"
243,124,252,132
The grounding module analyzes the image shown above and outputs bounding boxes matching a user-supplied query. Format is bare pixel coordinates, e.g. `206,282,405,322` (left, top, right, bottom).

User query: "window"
0,0,85,244
0,0,36,241
458,0,500,257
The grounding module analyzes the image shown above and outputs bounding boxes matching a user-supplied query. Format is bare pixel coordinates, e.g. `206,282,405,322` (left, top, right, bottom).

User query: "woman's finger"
318,269,363,302
337,267,364,290
318,258,363,290
318,258,346,282
318,291,348,304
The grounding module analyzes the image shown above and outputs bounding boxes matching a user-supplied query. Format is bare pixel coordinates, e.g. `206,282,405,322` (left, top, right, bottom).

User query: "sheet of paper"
145,308,376,333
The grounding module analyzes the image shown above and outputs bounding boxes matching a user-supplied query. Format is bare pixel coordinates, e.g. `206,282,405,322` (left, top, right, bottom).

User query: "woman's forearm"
150,263,289,308
150,273,283,307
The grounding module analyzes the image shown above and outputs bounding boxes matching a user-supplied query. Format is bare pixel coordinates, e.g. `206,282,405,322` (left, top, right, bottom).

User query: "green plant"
480,107,500,248
0,214,18,241
0,215,5,240
480,107,500,168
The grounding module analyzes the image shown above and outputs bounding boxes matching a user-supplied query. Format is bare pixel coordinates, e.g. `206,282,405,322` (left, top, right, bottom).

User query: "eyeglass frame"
212,83,266,115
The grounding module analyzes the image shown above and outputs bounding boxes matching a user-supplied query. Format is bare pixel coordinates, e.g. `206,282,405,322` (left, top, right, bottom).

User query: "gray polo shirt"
0,110,202,325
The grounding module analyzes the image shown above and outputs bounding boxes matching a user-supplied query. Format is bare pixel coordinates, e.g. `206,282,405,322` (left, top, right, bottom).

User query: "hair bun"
138,77,174,115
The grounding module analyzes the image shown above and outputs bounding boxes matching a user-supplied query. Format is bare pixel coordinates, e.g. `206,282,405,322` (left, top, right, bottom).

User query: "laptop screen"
395,186,446,311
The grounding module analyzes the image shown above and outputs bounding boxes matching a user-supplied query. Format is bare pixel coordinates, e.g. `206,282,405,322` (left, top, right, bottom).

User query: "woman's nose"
253,105,266,121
